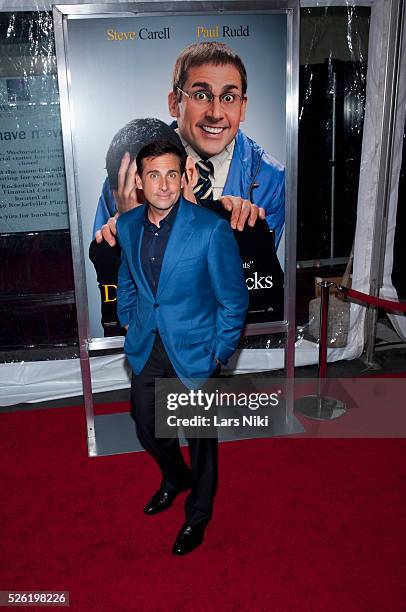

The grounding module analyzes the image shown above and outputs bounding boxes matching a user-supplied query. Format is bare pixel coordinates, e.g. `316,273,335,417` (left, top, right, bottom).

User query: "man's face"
168,63,247,158
135,153,185,213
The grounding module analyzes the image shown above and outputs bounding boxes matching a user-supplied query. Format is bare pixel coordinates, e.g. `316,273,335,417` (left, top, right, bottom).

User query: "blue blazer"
116,197,249,387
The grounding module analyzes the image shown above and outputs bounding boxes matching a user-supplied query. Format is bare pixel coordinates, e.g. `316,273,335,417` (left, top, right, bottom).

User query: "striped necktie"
193,159,214,202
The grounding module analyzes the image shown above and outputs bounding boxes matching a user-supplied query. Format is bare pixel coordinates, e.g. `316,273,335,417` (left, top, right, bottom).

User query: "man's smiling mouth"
201,125,226,134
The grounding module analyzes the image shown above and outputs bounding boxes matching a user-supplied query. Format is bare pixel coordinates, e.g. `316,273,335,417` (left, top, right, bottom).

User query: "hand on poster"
220,195,265,231
183,151,266,230
114,151,143,213
183,155,265,229
95,152,142,246
95,214,119,246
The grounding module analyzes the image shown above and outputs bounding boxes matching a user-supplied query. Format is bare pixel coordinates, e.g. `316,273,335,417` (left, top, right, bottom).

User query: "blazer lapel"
156,197,196,298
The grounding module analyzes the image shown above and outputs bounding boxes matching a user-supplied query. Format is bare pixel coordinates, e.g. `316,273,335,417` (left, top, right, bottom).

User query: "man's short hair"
136,140,187,176
172,42,247,98
106,118,185,190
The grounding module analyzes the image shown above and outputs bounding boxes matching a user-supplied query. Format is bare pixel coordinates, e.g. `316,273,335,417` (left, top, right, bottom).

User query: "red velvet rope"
339,286,406,312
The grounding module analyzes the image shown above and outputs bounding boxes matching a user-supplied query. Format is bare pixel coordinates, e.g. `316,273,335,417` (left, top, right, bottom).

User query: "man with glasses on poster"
94,41,284,247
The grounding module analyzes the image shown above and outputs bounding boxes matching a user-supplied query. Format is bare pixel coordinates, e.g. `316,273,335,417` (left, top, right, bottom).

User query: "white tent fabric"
0,354,131,406
0,0,404,405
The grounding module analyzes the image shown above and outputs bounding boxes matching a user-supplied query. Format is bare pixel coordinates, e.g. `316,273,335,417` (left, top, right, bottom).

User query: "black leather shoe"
143,489,183,516
172,523,206,556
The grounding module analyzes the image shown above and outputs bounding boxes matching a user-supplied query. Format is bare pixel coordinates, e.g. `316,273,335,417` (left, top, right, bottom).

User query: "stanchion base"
295,395,347,420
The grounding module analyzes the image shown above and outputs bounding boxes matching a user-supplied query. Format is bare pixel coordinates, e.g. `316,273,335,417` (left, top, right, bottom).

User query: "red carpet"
1,405,406,611
94,400,130,415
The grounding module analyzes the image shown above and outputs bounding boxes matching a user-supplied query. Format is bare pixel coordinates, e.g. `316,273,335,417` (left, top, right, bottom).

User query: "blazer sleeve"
207,218,249,364
257,155,285,250
116,230,138,328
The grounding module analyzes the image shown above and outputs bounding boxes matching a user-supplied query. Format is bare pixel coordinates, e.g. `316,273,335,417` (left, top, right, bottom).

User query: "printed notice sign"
0,75,68,233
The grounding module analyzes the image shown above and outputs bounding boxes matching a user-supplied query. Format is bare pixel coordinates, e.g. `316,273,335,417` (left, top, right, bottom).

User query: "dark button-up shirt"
140,201,179,296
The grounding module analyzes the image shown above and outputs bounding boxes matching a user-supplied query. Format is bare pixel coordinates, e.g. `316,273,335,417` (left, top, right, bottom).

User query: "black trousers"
130,334,219,528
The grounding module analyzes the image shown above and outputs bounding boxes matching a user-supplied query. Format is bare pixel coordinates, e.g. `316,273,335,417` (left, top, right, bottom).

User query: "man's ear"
135,171,143,190
168,90,180,118
185,156,198,189
240,96,248,123
182,156,198,204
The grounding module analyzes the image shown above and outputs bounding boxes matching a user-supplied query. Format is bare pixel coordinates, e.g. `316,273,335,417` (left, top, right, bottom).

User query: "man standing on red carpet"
116,130,248,555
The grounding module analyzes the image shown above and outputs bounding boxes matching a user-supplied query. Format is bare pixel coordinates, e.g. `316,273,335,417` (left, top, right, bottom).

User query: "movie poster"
60,10,287,339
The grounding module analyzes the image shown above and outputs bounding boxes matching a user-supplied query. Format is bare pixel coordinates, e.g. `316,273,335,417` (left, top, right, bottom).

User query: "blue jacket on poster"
116,197,249,388
93,129,285,248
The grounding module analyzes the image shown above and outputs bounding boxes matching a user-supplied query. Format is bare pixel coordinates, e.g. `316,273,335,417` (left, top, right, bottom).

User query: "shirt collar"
176,129,235,176
143,199,179,229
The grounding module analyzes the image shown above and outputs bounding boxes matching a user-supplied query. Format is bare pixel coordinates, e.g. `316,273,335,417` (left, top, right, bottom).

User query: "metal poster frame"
53,0,299,455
